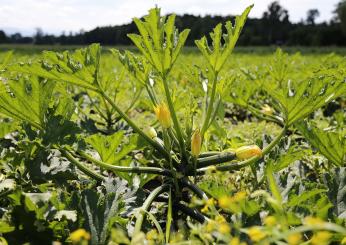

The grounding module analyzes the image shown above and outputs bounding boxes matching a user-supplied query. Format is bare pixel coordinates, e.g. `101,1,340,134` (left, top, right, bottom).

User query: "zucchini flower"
69,229,90,244
235,145,262,160
191,129,202,157
154,103,172,128
261,104,274,115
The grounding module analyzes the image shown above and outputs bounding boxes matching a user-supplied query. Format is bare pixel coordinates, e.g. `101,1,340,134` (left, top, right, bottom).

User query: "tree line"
1,1,346,46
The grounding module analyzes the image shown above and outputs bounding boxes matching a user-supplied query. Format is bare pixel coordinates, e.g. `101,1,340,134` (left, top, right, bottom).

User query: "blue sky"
0,0,340,36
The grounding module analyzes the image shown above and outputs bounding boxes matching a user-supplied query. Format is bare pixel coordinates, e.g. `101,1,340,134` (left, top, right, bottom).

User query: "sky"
0,0,340,36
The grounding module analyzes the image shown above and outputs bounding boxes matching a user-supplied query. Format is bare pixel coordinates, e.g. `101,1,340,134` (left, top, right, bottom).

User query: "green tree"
262,1,290,44
306,9,320,25
335,0,346,34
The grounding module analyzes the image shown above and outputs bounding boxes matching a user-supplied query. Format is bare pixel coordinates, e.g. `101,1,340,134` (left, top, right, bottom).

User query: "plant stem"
133,184,169,236
180,178,220,215
77,150,173,177
163,130,180,196
197,126,287,173
60,149,105,182
98,89,170,160
145,84,158,106
167,128,180,149
206,97,221,129
161,75,188,163
174,203,207,223
201,71,218,136
180,178,208,200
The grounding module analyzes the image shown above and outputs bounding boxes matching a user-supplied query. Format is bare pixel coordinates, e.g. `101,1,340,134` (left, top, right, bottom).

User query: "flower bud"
261,104,274,115
154,103,172,128
147,127,157,138
235,145,262,160
191,129,202,157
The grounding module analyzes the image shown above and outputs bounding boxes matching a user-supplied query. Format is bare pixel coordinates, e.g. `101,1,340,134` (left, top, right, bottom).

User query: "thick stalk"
180,178,219,215
99,89,170,160
133,184,169,236
206,98,221,129
201,71,218,136
161,75,188,163
180,178,208,200
197,126,287,173
77,150,173,177
61,149,105,182
163,130,180,195
174,203,207,223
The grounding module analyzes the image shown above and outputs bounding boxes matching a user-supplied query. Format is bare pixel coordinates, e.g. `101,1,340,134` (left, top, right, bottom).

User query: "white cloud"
0,0,340,35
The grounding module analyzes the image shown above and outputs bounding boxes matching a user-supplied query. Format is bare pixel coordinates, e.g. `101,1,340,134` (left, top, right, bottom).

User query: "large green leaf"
86,131,137,165
81,178,137,245
221,75,259,107
0,75,55,129
264,49,346,126
111,49,151,86
0,51,13,70
128,8,190,76
297,121,345,166
195,5,253,73
0,122,17,138
86,132,138,181
9,44,101,91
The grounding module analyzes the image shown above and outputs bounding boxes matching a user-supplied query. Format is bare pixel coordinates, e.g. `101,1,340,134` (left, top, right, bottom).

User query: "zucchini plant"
0,6,346,245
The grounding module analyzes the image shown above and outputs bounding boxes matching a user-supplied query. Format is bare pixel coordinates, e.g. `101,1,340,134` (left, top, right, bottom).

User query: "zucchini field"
0,6,346,245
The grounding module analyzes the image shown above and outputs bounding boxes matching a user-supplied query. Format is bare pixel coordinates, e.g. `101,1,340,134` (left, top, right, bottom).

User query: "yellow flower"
264,216,277,226
311,231,332,245
304,216,324,226
191,128,202,157
154,103,172,128
229,237,240,245
201,204,209,213
219,196,232,209
233,191,246,202
206,220,216,232
201,198,215,213
215,215,226,224
235,145,262,160
146,229,158,241
69,229,90,243
261,104,274,115
218,223,231,234
287,233,302,245
219,192,246,210
206,198,215,206
229,237,246,245
248,227,266,242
